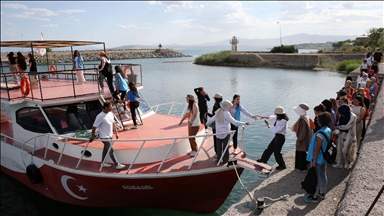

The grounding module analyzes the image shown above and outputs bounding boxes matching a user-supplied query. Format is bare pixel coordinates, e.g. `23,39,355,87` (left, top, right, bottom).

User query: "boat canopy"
0,40,105,48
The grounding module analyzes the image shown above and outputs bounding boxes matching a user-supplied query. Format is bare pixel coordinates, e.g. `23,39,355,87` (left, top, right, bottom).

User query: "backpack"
317,131,337,164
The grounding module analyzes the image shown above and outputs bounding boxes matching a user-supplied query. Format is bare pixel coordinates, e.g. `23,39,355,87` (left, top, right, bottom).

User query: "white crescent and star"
61,175,89,200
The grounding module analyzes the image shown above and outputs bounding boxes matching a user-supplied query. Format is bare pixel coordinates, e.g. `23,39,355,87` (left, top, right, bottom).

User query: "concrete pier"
223,63,384,216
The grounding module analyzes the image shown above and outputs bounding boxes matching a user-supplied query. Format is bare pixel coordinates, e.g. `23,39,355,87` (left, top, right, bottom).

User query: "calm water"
1,52,345,216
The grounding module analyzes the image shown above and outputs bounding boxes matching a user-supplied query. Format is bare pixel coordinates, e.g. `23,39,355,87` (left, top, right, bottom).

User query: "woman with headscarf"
73,50,86,85
321,99,336,131
291,103,313,172
206,93,223,157
205,100,250,164
98,51,114,94
332,104,357,169
179,94,200,157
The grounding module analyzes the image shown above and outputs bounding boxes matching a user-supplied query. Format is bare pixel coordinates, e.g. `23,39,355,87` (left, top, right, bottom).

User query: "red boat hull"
1,164,244,213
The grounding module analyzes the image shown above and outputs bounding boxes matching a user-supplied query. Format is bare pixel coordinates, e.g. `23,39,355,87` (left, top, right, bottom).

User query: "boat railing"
2,129,237,173
0,63,142,101
151,102,188,117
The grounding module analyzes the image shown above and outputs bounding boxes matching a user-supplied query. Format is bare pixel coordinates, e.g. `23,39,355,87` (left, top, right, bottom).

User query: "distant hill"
112,33,358,51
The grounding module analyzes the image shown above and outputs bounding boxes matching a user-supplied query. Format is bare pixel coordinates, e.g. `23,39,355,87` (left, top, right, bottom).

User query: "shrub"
336,59,361,72
194,51,238,64
270,45,298,53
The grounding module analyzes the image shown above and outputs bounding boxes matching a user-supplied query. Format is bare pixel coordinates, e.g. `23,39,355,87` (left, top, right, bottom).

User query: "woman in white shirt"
206,100,250,164
179,94,201,157
257,106,289,170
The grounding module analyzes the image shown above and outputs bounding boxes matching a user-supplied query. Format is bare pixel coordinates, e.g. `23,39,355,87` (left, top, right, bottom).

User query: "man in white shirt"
90,102,125,170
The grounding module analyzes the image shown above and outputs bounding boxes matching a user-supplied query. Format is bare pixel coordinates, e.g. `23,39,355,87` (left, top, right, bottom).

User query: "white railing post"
157,138,178,173
76,140,91,169
57,137,68,164
126,140,147,174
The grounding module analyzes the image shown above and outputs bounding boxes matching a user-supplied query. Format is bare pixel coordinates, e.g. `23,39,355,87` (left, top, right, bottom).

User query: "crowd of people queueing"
178,51,381,203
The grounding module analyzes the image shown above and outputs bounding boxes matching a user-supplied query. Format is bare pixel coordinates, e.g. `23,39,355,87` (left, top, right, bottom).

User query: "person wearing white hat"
179,94,200,157
291,103,313,172
257,106,289,170
206,93,223,157
205,100,250,164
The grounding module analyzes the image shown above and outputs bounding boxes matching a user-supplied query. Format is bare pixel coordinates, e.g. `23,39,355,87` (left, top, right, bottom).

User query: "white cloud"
1,3,28,10
58,9,86,14
144,22,152,25
41,24,58,27
118,24,151,30
29,8,59,16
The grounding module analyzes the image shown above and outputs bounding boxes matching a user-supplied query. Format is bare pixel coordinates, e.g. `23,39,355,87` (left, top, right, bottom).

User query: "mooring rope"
231,160,290,210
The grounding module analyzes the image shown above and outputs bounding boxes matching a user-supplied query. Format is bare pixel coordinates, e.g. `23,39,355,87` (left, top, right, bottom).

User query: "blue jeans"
315,163,327,196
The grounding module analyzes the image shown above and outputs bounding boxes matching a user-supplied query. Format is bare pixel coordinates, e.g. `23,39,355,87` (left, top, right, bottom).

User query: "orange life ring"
123,66,132,75
49,64,57,76
20,75,31,96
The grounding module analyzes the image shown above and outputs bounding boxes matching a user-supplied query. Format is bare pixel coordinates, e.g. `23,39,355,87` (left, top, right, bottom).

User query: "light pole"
90,35,93,51
277,21,282,53
21,34,23,52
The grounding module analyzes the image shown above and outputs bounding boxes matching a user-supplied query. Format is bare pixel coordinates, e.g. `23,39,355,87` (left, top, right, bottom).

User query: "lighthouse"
229,36,239,51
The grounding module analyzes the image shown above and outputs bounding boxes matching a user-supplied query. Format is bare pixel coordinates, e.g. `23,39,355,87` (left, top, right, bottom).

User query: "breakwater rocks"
2,49,192,63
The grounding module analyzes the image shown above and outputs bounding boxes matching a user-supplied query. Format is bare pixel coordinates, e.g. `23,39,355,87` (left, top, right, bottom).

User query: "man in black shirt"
373,48,383,63
194,87,210,130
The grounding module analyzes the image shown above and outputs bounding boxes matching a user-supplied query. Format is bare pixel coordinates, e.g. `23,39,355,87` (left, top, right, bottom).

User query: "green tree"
46,48,52,52
365,27,384,49
270,45,297,53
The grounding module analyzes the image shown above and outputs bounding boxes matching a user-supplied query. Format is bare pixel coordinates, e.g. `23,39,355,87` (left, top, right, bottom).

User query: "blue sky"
1,1,383,48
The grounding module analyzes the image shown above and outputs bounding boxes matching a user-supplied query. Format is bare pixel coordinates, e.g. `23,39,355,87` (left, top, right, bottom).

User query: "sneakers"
102,163,112,167
318,192,325,199
332,164,344,168
256,159,265,163
233,149,238,155
190,151,197,157
276,166,286,170
187,151,193,155
116,163,125,170
344,163,350,169
130,125,138,129
304,195,319,203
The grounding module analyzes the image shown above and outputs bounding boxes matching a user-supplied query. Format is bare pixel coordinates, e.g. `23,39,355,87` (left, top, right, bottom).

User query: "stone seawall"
227,53,365,69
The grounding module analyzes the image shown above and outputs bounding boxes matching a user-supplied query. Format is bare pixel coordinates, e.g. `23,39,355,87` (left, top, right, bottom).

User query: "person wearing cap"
336,89,348,106
257,106,289,170
351,95,366,152
205,100,250,164
194,87,210,131
291,103,313,172
179,94,200,157
229,94,258,155
98,51,114,94
373,47,382,63
206,93,223,157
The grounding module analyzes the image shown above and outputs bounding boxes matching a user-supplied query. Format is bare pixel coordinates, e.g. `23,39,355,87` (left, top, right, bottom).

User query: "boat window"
16,107,53,133
42,100,102,135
